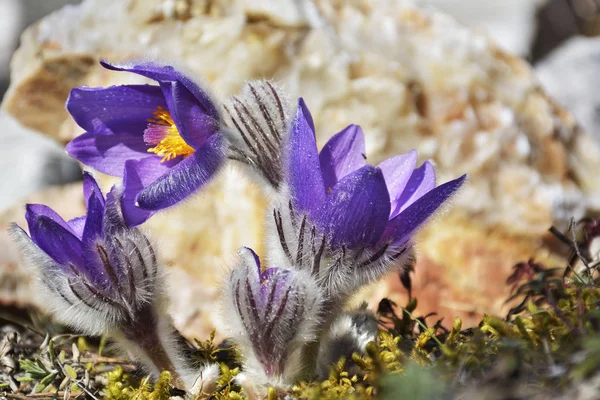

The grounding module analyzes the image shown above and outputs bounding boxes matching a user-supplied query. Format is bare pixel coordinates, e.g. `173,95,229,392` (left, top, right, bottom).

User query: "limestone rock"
2,0,600,333
536,36,600,142
416,0,542,56
0,113,81,212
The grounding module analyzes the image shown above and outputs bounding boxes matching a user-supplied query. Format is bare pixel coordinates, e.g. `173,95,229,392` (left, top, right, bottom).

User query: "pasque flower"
10,173,193,388
224,247,321,384
66,60,225,227
286,99,466,251
222,83,467,385
263,99,466,303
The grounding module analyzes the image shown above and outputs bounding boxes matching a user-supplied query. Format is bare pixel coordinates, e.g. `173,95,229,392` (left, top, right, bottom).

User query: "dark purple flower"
13,173,159,323
286,98,466,250
225,247,321,382
66,61,225,226
10,173,196,388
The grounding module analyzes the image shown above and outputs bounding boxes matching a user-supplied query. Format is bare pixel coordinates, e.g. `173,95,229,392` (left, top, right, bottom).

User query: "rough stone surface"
2,0,600,336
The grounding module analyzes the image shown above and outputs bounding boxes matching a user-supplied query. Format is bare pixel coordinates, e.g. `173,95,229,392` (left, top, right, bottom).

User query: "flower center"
144,106,195,162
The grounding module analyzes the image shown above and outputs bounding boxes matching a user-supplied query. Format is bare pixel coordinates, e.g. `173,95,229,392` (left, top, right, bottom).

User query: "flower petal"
100,60,219,118
135,134,225,211
82,172,105,209
66,131,152,176
382,174,467,246
26,204,78,238
83,174,105,238
378,150,418,203
121,157,173,227
286,99,326,217
391,161,436,218
316,165,391,249
67,216,86,238
26,213,86,268
163,81,220,148
81,191,104,244
319,124,366,190
67,85,166,135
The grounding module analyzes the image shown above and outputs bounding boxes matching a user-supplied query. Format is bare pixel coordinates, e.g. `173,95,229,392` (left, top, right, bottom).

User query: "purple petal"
242,246,261,272
67,85,166,135
121,157,172,227
67,216,86,238
316,165,391,249
319,125,367,190
82,172,105,208
391,161,436,218
66,131,153,176
286,99,325,217
163,81,220,148
378,150,418,202
81,173,106,242
100,60,219,118
135,134,225,211
81,192,104,244
26,204,78,238
382,174,467,246
27,213,86,267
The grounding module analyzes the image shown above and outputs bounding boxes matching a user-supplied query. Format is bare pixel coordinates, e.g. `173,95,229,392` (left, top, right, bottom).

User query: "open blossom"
66,61,225,227
224,247,321,384
10,173,191,388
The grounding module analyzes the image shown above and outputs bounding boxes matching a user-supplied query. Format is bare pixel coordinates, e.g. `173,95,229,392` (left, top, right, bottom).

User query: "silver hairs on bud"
264,194,416,306
10,224,162,336
223,247,322,384
223,80,290,189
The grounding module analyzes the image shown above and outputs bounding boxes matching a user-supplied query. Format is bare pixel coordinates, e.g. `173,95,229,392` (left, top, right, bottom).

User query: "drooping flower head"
66,61,225,226
224,247,321,383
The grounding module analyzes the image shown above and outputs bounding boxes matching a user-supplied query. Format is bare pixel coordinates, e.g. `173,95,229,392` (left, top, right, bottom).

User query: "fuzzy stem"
118,305,187,389
295,302,342,381
297,340,321,381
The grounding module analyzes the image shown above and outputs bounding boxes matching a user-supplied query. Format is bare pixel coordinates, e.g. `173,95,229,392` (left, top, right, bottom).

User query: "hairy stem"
119,305,187,389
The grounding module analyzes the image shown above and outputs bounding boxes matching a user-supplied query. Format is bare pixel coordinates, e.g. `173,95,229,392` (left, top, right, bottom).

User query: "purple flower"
66,61,225,227
261,99,466,303
10,173,195,388
286,98,466,251
225,247,321,382
12,173,159,329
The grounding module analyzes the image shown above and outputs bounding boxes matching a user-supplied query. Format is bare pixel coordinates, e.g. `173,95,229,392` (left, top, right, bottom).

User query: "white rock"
536,36,600,142
0,112,80,212
416,0,544,56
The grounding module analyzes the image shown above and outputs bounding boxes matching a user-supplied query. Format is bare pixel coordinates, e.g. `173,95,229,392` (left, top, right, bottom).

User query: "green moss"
103,368,172,400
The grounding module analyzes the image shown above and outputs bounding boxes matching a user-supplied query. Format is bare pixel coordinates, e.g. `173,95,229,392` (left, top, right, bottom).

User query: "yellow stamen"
146,106,195,162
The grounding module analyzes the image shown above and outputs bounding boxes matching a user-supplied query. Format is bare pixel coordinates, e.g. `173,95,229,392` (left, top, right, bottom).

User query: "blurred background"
2,0,600,210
